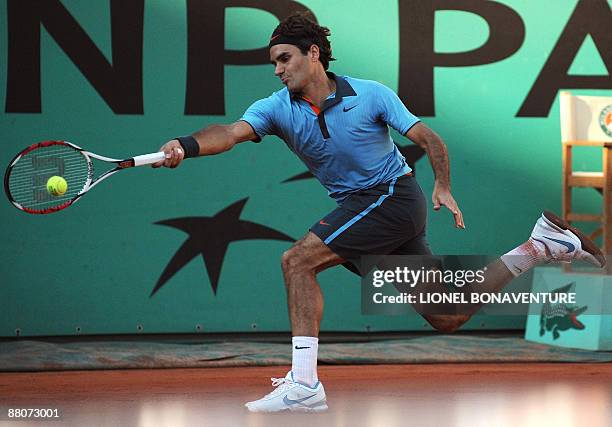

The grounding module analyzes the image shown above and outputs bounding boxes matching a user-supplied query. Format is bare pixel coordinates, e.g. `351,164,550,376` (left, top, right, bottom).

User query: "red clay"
1,364,610,427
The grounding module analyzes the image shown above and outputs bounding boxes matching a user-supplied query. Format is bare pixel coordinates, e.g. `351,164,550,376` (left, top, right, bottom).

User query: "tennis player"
153,13,605,413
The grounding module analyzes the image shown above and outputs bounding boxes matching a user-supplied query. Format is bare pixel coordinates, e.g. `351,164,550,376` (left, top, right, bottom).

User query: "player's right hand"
152,139,184,168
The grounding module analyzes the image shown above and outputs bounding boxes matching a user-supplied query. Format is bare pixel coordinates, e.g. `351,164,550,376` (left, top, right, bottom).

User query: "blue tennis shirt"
241,72,420,203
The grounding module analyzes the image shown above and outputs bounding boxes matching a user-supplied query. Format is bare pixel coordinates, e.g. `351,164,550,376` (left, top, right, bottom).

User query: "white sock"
291,336,319,387
500,238,547,276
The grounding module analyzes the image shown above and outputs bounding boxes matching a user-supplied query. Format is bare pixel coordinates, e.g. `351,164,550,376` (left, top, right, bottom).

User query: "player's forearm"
422,134,451,188
191,125,237,155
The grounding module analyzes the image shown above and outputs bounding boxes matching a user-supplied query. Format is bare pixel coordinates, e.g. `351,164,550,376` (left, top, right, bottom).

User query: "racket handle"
133,152,167,166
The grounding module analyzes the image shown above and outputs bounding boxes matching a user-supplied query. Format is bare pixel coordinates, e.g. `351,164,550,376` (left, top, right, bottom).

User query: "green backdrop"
1,0,610,336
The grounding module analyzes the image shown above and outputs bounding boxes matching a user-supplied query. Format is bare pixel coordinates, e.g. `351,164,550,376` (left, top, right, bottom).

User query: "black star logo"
150,198,294,297
282,143,426,183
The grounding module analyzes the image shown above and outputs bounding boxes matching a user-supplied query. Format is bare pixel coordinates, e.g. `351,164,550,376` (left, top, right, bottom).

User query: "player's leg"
246,176,416,413
471,211,603,319
245,232,344,413
281,232,345,337
419,211,606,332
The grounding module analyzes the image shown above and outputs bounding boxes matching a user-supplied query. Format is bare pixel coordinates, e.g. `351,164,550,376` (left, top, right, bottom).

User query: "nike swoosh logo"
294,345,310,349
542,236,576,253
283,394,316,405
513,265,523,274
343,105,357,112
319,220,331,226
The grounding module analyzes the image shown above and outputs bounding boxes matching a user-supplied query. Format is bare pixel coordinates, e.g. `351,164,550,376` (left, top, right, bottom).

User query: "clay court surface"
1,364,611,426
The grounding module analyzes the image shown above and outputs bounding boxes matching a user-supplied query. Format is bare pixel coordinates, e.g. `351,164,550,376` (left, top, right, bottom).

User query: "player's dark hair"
272,12,336,70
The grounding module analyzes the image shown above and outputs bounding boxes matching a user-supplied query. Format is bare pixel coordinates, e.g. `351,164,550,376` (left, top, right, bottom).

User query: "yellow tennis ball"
46,176,68,196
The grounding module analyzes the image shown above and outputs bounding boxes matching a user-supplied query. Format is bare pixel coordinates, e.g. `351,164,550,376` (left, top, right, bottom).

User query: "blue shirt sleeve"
375,83,420,135
240,95,279,142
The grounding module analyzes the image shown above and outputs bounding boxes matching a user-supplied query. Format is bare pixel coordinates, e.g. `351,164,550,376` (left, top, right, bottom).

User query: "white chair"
560,91,612,257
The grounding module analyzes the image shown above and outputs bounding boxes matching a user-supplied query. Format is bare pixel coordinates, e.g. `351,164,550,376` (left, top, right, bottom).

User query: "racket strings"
7,144,91,210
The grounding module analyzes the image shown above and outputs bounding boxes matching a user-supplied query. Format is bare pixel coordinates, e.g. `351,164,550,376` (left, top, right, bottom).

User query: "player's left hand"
432,183,465,229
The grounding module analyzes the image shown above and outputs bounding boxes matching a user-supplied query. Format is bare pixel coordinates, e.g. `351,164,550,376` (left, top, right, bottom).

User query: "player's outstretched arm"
152,121,257,168
405,122,465,229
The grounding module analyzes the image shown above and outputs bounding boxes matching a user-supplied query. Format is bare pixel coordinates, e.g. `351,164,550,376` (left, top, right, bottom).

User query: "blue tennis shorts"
310,174,432,276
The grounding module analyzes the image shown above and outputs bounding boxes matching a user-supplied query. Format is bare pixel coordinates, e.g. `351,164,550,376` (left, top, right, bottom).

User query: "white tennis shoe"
245,371,328,413
531,211,606,267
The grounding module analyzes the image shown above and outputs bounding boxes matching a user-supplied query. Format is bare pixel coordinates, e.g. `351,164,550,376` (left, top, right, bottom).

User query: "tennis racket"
4,140,166,214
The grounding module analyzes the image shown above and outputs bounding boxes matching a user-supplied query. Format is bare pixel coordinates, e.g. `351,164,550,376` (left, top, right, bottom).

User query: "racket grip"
133,152,167,166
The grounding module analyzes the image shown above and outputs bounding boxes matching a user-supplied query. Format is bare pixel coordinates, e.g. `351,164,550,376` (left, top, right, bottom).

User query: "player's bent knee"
281,246,310,275
282,233,344,276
